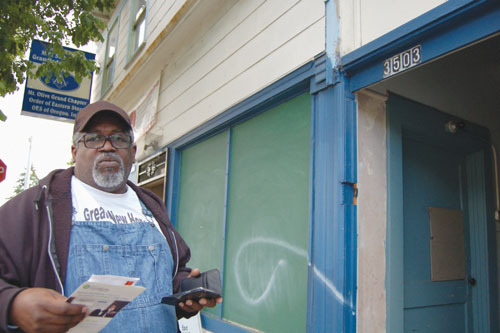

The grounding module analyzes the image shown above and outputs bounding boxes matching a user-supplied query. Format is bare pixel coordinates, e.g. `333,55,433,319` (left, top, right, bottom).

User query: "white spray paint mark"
312,265,346,306
234,237,347,307
235,237,306,305
246,259,286,305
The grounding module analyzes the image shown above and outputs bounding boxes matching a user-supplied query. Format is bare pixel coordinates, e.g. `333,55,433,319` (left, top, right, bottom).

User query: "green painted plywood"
177,130,228,274
222,93,311,332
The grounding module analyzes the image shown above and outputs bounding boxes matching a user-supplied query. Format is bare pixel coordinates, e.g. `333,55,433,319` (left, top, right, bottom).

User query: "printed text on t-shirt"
83,207,149,224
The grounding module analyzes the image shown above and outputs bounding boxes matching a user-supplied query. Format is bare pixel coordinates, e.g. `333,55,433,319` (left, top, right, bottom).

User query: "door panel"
404,303,468,332
387,93,492,332
402,136,470,332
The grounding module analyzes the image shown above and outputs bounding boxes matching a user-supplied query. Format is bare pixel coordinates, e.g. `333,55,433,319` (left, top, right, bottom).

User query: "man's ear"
71,145,78,164
132,143,137,161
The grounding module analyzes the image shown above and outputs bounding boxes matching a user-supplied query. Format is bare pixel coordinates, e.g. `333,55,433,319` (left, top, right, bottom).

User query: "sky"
0,43,96,206
0,87,74,205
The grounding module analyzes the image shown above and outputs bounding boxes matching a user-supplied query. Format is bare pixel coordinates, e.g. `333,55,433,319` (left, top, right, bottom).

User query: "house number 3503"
383,45,421,78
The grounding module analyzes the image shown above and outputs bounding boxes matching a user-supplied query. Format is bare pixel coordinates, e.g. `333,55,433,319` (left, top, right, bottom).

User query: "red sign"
0,159,6,183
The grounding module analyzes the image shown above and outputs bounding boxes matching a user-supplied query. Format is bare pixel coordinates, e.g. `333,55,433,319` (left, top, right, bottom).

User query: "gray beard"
92,152,126,191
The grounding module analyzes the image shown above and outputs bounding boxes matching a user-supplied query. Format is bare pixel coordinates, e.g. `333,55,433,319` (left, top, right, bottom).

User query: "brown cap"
73,101,132,134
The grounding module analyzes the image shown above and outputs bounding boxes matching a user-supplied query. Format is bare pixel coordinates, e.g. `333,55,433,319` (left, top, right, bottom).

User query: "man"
0,101,221,332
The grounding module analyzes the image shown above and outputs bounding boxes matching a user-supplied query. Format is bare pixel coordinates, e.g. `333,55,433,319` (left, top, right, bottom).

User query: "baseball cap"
73,101,132,134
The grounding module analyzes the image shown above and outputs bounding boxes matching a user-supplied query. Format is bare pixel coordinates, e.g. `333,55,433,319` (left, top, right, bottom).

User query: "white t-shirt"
71,176,163,234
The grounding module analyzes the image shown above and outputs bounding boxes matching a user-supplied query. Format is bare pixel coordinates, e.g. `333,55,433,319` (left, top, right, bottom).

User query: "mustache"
94,152,124,167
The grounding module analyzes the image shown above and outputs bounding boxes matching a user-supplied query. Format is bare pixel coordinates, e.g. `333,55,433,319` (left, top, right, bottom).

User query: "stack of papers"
67,275,145,333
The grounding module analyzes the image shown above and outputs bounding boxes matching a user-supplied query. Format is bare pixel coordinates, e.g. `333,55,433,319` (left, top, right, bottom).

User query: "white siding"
338,0,446,55
93,0,325,159
94,0,226,107
147,0,184,49
156,0,325,145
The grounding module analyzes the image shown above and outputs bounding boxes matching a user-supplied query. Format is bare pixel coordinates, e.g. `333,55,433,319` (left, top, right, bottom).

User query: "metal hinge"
341,181,358,205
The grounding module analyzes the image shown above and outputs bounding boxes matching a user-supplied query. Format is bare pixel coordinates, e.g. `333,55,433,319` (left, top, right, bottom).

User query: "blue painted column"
308,62,357,331
306,1,357,331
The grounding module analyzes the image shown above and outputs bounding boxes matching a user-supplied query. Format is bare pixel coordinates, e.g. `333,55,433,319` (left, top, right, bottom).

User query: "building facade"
92,0,500,331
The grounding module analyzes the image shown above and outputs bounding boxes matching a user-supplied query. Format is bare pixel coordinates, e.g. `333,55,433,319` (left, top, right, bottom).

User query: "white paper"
87,274,140,286
178,313,203,333
67,275,145,333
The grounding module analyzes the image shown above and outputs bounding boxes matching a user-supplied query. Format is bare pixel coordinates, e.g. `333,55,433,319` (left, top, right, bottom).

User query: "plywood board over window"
176,93,311,332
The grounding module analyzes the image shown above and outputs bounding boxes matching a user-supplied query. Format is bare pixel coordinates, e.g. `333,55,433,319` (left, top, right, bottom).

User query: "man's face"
71,113,136,193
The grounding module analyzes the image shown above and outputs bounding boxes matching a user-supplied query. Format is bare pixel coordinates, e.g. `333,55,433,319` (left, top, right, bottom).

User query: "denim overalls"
65,218,178,332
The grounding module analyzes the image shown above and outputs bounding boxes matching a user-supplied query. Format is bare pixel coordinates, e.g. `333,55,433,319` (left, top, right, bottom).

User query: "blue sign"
21,40,95,122
41,73,81,91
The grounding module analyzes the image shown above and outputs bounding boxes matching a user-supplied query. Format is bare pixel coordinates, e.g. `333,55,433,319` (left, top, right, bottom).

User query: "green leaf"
0,0,116,97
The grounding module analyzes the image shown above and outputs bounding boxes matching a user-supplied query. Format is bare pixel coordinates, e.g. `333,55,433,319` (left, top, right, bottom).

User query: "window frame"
101,18,119,95
128,0,147,61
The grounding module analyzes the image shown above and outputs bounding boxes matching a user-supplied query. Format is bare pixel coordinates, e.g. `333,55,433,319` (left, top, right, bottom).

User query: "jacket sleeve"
0,188,40,332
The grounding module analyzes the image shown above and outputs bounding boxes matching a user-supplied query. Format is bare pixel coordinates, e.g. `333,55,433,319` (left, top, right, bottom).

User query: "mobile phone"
162,269,222,305
161,287,221,305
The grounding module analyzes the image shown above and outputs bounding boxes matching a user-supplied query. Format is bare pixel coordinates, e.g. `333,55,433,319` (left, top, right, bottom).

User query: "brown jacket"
0,168,192,332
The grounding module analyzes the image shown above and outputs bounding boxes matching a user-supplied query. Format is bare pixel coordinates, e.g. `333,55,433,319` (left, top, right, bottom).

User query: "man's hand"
177,268,223,313
10,288,88,333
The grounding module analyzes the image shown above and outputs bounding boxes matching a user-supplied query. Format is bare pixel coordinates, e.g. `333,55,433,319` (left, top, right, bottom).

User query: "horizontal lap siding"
158,0,266,109
156,0,325,143
93,0,325,150
147,0,177,44
360,0,446,45
338,0,446,55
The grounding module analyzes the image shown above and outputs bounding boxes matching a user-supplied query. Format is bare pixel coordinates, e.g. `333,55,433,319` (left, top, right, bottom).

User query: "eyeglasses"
78,133,133,149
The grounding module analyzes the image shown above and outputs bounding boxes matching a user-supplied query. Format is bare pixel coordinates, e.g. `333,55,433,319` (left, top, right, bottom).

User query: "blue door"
387,94,493,332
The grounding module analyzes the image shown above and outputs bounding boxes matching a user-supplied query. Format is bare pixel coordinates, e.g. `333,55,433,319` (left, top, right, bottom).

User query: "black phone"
161,287,221,305
161,269,222,305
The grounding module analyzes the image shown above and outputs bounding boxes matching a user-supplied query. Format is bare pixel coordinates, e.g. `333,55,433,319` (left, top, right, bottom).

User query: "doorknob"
468,277,477,286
